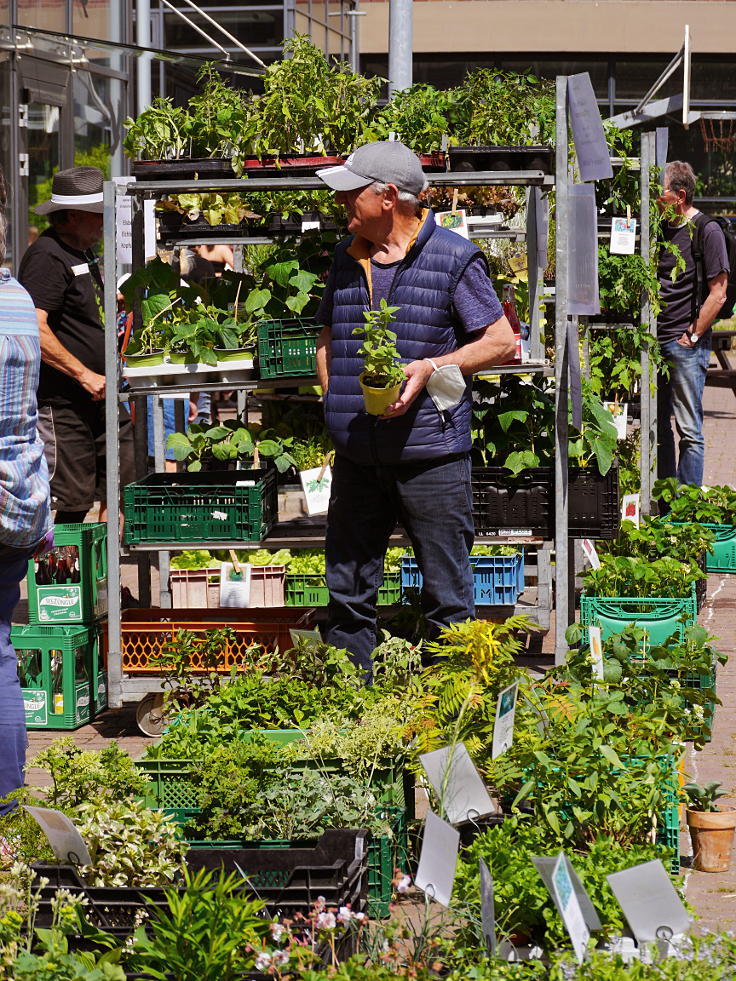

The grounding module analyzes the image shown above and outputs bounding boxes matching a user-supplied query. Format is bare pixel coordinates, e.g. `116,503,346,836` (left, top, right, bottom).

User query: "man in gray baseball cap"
314,140,515,677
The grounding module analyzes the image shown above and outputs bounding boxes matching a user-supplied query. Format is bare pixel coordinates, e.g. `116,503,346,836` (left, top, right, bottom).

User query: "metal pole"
103,181,123,708
639,130,655,512
388,0,412,96
152,396,171,608
554,76,570,664
136,0,152,114
350,3,361,75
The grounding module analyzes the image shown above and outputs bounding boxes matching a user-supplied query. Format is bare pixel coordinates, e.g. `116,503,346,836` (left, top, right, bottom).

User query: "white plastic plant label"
604,401,628,440
607,860,691,944
550,852,591,963
301,217,321,232
23,806,92,866
300,466,332,516
415,811,460,908
492,681,519,759
581,539,601,569
588,626,604,680
419,743,496,825
289,627,322,647
621,494,641,528
219,562,251,607
436,210,470,240
609,217,637,255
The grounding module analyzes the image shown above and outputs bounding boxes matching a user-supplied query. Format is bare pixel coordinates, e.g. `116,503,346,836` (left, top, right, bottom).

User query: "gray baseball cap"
317,141,427,194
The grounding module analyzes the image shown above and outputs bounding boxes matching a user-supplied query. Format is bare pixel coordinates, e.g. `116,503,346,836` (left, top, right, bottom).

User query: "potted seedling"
684,781,736,872
124,320,166,367
353,300,406,416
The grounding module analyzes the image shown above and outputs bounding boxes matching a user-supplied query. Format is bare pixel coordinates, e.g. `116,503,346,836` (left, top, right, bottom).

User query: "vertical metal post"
554,76,570,664
136,0,152,115
388,0,412,96
526,188,546,360
103,181,122,708
350,2,361,75
131,194,151,608
152,396,171,608
639,130,656,512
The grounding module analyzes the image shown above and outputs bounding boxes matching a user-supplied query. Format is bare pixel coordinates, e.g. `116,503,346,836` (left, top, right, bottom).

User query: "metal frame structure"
102,113,573,706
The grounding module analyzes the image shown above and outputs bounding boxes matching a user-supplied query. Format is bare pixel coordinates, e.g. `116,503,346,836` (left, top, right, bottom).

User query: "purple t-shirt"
316,253,503,335
657,214,729,342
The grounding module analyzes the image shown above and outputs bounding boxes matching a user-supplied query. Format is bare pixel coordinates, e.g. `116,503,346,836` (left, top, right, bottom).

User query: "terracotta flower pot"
359,373,402,416
686,807,736,872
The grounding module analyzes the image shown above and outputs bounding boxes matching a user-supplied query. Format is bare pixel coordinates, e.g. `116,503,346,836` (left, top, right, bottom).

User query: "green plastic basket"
284,574,329,607
27,523,107,625
669,522,736,573
579,584,698,645
123,468,277,546
378,572,402,606
257,318,319,379
14,624,97,730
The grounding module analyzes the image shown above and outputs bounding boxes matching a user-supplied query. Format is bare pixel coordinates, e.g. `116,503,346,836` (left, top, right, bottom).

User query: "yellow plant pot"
359,373,402,416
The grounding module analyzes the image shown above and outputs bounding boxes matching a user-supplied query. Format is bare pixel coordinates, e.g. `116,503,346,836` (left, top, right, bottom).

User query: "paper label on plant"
299,466,332,516
301,217,320,232
415,810,460,908
604,401,628,439
581,539,601,569
492,681,518,759
479,859,497,956
588,626,604,680
606,860,691,943
289,627,322,647
436,210,469,240
23,805,92,866
551,852,590,963
420,743,495,824
610,217,637,255
219,562,251,607
621,494,640,528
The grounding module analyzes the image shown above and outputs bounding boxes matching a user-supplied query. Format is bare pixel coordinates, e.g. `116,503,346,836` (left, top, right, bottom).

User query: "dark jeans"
0,542,35,811
657,335,712,486
325,453,476,673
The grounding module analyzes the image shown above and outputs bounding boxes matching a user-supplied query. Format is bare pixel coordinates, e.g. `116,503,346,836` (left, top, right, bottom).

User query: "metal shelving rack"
102,109,574,708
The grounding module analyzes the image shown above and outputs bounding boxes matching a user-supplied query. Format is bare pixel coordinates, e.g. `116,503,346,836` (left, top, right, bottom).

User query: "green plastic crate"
257,318,319,379
90,621,108,715
671,522,736,573
14,624,96,730
378,573,401,606
27,523,107,624
284,574,329,607
579,584,698,645
123,468,277,545
658,802,681,876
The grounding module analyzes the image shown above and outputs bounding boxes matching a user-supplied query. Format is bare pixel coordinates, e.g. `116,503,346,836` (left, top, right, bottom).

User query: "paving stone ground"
22,372,736,928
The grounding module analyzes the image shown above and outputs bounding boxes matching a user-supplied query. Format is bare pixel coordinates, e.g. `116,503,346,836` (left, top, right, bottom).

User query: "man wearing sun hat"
18,166,135,524
315,141,516,675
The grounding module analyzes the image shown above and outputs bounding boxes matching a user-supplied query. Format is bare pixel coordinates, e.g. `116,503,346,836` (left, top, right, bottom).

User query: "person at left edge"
18,166,135,526
0,170,52,811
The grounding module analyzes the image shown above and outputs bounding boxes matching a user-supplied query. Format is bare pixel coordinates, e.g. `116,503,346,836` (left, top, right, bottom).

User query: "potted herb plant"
685,781,736,872
353,300,406,416
124,320,166,367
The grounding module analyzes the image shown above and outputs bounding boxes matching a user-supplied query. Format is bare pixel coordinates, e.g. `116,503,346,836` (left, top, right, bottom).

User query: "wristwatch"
687,329,700,345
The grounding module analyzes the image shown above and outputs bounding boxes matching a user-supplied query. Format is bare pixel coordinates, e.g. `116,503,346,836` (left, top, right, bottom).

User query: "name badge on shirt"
71,262,90,276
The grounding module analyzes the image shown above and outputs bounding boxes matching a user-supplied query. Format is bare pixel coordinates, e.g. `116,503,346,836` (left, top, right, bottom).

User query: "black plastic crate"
472,465,620,539
448,145,553,173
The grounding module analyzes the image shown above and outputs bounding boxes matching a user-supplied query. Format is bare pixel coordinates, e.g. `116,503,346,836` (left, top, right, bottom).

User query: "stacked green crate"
21,524,108,728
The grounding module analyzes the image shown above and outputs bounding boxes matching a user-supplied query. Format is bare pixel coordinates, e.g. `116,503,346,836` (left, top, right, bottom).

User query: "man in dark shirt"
18,166,134,523
656,160,729,486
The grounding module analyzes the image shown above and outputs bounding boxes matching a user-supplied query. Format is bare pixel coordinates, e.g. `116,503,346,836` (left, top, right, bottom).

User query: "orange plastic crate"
107,608,315,674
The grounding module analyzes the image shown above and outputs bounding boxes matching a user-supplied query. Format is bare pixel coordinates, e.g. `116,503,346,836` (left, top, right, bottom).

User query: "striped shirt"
0,269,52,547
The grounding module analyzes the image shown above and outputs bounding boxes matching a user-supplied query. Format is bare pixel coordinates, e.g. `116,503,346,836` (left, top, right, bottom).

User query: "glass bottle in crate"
51,650,64,714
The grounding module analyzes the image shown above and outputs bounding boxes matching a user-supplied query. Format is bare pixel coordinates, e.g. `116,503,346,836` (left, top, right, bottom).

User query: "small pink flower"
354,911,366,921
396,874,411,894
255,952,272,972
316,911,336,930
337,905,353,924
272,951,290,968
270,923,286,942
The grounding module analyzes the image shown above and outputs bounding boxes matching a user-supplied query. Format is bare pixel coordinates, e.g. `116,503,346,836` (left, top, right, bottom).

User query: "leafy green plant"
599,515,715,565
123,97,192,160
375,84,454,152
450,69,555,146
29,739,150,809
654,478,736,523
167,421,298,473
148,627,238,715
597,248,664,320
186,63,257,160
353,300,406,388
75,799,187,887
684,781,728,812
581,554,704,599
585,322,668,402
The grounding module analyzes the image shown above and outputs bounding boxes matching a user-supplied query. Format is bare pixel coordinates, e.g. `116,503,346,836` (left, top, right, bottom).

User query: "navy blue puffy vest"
325,210,485,465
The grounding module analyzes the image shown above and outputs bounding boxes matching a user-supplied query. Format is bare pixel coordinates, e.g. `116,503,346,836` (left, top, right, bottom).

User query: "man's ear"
382,184,399,209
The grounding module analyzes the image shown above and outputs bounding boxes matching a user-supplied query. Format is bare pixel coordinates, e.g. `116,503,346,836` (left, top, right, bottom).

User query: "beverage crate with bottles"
27,524,108,625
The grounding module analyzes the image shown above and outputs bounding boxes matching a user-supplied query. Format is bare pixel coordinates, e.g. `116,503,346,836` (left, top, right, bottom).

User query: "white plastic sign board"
115,177,156,265
479,859,497,956
606,859,691,944
436,210,470,240
581,539,601,570
550,853,591,963
419,743,496,825
219,562,251,607
588,626,604,680
289,627,322,647
533,855,602,932
604,401,628,440
610,218,637,255
415,810,460,908
492,681,518,759
299,466,332,516
567,73,614,183
568,183,600,316
621,493,641,528
23,806,92,866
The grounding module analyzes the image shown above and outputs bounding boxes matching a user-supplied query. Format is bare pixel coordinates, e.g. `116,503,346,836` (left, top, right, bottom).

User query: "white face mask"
424,359,466,412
